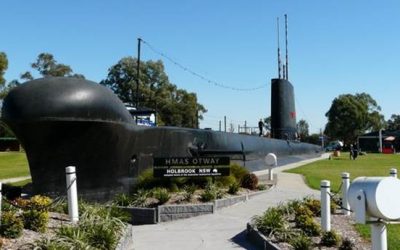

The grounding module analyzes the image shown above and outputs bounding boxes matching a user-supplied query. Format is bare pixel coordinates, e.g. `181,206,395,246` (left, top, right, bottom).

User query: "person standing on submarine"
258,119,264,136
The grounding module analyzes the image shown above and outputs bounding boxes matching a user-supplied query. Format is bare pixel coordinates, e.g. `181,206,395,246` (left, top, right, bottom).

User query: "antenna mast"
285,14,289,80
277,17,282,79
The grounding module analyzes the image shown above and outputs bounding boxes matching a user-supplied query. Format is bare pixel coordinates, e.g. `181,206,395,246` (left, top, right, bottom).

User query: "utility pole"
136,38,142,110
224,116,227,132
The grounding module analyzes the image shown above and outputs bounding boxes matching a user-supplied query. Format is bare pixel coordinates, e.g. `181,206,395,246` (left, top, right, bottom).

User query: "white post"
341,172,351,215
371,223,387,250
321,180,331,232
66,166,79,223
265,153,277,181
390,168,397,178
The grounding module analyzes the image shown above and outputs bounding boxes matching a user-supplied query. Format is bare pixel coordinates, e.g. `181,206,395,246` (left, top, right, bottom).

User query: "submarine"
1,16,321,197
2,77,320,197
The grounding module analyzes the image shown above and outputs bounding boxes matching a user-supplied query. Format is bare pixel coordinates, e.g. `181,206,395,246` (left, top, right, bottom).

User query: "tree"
23,53,84,79
296,119,309,141
100,57,206,128
387,114,400,131
0,52,8,86
324,93,385,144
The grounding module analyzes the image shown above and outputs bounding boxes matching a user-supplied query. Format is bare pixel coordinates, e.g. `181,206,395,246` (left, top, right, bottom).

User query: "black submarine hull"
2,77,321,197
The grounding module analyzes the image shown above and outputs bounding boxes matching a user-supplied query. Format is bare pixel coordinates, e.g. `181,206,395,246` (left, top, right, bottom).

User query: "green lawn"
287,153,400,248
0,152,30,179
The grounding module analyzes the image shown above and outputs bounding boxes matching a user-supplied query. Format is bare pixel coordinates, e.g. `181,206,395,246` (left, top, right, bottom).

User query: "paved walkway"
0,176,31,183
132,154,329,250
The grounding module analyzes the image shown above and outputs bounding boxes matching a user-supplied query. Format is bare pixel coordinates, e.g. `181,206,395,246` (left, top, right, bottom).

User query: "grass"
287,153,400,191
0,152,30,179
286,153,400,249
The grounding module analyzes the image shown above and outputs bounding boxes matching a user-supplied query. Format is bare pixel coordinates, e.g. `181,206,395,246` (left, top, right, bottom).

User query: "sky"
1,1,400,134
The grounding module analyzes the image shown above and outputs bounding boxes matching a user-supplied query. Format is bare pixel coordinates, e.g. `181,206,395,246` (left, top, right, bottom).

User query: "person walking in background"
258,119,264,136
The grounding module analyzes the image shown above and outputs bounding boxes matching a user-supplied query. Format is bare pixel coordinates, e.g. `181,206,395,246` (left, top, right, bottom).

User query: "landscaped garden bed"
247,197,371,249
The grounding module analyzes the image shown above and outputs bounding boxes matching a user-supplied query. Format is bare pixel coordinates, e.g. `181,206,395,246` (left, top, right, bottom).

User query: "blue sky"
2,1,399,133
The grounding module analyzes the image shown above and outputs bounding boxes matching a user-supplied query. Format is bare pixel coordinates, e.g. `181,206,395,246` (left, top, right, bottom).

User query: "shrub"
131,189,149,207
182,184,197,201
28,237,72,250
0,211,24,238
290,233,312,250
230,163,249,183
23,209,49,233
200,183,224,201
152,188,171,205
254,207,287,237
228,181,240,195
257,184,267,190
294,204,314,219
113,193,132,207
216,175,236,188
241,173,258,190
295,215,321,236
339,237,355,250
2,201,18,212
303,198,321,217
29,195,52,211
321,230,341,247
86,223,119,250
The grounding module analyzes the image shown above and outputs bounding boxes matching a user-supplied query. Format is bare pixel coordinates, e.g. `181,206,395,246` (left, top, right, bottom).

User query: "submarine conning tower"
271,78,297,140
271,15,297,140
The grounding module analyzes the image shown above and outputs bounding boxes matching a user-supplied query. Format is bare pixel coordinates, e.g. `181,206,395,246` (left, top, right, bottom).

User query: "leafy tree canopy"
0,52,8,86
100,57,207,128
324,93,385,144
387,114,400,131
297,119,309,141
22,52,84,80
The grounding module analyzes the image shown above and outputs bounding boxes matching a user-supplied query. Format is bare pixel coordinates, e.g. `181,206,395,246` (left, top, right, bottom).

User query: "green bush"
303,198,321,217
152,187,171,204
241,173,258,190
294,204,314,219
290,233,312,250
216,175,236,188
257,184,268,190
0,211,24,238
228,181,240,195
339,237,355,250
113,193,132,207
23,209,49,233
295,215,321,236
254,207,287,237
29,195,52,211
131,189,149,207
321,230,341,247
28,237,72,250
182,184,197,201
200,183,224,201
230,163,249,183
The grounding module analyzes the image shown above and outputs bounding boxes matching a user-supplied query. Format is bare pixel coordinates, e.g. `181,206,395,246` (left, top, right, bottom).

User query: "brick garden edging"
119,189,271,225
116,224,134,250
246,223,280,250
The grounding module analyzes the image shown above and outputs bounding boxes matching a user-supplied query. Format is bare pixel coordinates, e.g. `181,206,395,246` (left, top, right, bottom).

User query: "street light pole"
136,38,142,110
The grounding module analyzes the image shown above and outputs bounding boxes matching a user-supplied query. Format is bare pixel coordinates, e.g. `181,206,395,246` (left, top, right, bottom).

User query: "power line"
141,39,268,91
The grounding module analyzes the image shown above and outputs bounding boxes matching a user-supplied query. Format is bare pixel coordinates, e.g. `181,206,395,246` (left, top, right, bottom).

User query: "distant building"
358,130,400,153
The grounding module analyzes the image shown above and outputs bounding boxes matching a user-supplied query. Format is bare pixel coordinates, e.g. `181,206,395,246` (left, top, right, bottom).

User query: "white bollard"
390,168,397,178
371,223,387,250
321,180,331,232
341,172,351,215
265,153,277,181
66,166,79,223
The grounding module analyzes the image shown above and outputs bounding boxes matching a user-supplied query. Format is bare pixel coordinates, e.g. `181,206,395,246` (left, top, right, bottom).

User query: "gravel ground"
276,212,371,250
1,212,72,250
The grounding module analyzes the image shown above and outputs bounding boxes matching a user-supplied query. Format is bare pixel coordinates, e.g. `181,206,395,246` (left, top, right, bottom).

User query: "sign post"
153,157,230,177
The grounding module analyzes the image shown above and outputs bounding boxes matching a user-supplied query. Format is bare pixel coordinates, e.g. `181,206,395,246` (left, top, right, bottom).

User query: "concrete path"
132,154,329,250
0,176,31,184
